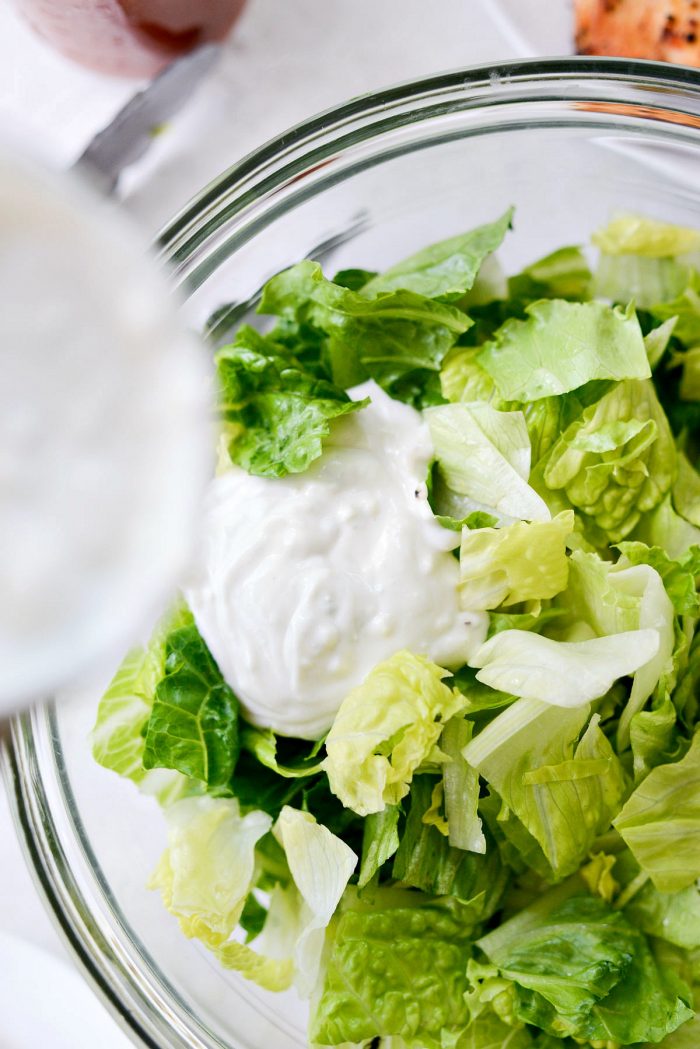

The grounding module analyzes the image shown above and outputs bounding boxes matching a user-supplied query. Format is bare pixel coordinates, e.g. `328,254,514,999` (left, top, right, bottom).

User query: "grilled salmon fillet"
575,0,700,65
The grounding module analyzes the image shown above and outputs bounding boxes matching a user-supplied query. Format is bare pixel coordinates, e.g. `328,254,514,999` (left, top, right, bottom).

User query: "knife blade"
74,42,221,194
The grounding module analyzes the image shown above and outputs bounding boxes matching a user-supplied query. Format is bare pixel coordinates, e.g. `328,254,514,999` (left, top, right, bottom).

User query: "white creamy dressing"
185,381,487,738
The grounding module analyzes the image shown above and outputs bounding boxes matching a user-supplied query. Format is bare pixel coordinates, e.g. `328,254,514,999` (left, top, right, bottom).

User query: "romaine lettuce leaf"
426,402,550,523
310,893,476,1048
392,775,507,912
674,450,700,528
635,495,700,560
91,604,195,804
469,628,659,707
258,259,472,400
148,795,294,990
439,345,498,404
650,276,700,346
629,694,683,784
272,806,357,996
592,213,700,257
614,732,700,892
464,700,626,878
595,253,693,308
323,651,465,816
507,245,591,302
563,549,676,748
477,891,693,1045
215,326,367,477
363,207,513,301
478,300,650,402
357,804,400,888
542,378,676,542
239,725,325,778
616,540,700,616
615,850,700,950
441,716,485,853
458,511,574,610
143,623,240,788
679,346,700,400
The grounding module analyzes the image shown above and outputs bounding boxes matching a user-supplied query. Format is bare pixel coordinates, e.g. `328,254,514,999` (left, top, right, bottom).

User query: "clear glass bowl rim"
5,54,700,1049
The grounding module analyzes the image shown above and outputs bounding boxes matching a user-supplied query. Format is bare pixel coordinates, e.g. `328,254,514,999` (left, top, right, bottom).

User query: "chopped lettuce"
674,450,700,528
507,245,591,302
464,700,626,878
426,401,550,523
216,325,367,477
323,651,465,816
469,628,659,707
310,893,476,1048
478,300,650,403
458,511,574,610
258,259,471,401
441,716,485,854
143,623,240,787
273,806,357,996
477,891,693,1044
363,207,514,300
614,732,700,892
542,378,676,542
357,804,400,888
592,214,700,257
91,603,196,804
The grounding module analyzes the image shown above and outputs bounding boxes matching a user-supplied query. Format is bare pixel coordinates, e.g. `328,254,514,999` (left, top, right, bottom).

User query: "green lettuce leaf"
507,245,591,302
679,346,700,400
258,259,471,400
215,326,366,477
441,716,485,853
614,732,700,892
616,540,700,616
477,890,693,1045
272,806,357,996
542,378,676,542
563,550,676,749
426,402,550,523
456,1011,533,1048
629,694,683,784
478,300,650,402
357,804,400,888
439,345,498,404
323,651,465,816
458,510,574,610
91,604,195,804
310,893,476,1048
363,207,513,301
143,623,240,788
634,495,700,560
674,450,700,528
469,628,658,707
149,795,294,990
239,726,325,778
615,850,700,951
646,317,678,369
592,214,700,257
595,253,694,308
464,700,626,878
650,277,700,346
392,775,507,912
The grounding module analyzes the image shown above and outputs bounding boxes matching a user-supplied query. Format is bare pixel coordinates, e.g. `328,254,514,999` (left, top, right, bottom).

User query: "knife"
74,42,221,194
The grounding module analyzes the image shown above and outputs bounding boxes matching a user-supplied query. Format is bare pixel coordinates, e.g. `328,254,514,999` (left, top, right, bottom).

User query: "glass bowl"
5,57,700,1049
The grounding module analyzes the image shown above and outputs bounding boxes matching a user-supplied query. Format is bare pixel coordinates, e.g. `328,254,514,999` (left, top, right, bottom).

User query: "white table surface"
0,0,524,1043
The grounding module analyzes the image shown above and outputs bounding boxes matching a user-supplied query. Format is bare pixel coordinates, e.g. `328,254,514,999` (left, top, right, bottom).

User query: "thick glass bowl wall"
5,58,700,1049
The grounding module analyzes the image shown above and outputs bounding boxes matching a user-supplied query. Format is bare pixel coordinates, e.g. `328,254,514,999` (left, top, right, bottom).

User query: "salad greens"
93,209,700,1049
